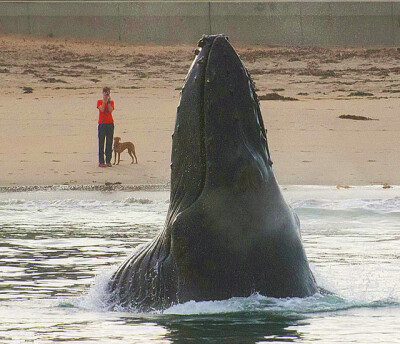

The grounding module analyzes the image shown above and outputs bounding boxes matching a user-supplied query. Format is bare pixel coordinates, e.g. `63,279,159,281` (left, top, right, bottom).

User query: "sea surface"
0,186,399,343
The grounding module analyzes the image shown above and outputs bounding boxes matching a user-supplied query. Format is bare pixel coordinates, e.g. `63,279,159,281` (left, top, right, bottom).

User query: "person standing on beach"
97,86,115,167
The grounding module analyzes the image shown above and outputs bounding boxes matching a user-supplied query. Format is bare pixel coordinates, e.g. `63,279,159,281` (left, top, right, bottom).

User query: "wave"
292,197,400,214
125,197,154,205
2,196,399,214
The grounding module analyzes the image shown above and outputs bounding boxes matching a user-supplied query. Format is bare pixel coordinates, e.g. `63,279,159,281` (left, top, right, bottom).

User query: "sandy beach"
0,33,399,188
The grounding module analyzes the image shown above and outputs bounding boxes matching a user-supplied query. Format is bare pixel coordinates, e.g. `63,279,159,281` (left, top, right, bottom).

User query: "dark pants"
98,123,114,163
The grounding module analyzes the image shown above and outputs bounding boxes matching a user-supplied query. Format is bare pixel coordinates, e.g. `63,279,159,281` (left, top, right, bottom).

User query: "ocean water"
0,186,399,343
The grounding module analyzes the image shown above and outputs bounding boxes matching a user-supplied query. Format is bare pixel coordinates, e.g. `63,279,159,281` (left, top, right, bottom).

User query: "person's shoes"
98,163,107,168
106,162,112,167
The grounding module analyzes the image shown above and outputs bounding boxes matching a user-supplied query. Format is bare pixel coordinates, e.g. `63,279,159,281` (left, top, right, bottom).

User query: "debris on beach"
22,86,34,93
382,183,391,189
40,77,67,83
348,91,374,97
300,69,337,78
338,114,378,121
336,184,350,189
259,93,298,101
382,89,400,93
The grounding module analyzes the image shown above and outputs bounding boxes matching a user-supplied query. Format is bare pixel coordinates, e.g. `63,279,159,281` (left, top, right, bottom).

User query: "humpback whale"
109,35,318,311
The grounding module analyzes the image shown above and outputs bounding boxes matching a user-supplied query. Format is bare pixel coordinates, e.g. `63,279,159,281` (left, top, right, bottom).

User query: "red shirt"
97,99,115,124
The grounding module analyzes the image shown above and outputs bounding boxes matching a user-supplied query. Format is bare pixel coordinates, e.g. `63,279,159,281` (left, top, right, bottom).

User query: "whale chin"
109,34,318,311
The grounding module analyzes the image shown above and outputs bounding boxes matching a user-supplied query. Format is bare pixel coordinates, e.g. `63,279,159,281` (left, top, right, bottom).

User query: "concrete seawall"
1,1,400,46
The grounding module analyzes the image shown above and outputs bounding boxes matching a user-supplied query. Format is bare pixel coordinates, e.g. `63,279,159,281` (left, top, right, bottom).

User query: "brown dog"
113,137,138,165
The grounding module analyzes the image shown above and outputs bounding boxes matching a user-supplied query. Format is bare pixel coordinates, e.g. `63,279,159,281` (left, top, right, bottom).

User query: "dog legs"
128,149,137,164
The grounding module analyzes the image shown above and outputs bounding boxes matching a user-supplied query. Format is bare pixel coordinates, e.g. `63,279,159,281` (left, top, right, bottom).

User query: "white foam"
163,293,338,315
76,266,118,312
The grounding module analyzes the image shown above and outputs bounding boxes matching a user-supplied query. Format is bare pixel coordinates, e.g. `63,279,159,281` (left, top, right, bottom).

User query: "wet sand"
1,33,399,187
